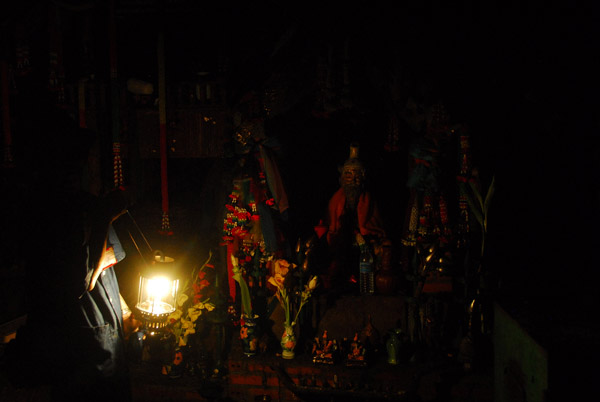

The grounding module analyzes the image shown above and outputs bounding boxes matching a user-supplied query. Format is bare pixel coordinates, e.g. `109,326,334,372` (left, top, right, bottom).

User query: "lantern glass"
136,258,180,330
137,275,178,315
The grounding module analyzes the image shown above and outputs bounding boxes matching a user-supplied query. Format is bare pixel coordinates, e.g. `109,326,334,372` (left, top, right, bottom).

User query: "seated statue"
323,143,387,290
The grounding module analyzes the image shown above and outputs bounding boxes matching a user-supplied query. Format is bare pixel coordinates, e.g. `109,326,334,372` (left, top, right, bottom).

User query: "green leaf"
181,250,213,296
483,176,495,220
465,189,484,229
231,254,252,317
182,278,191,295
238,277,252,316
468,180,484,210
192,250,213,279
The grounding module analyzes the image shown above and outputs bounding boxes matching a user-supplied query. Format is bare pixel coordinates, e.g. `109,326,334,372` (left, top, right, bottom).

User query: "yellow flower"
204,302,215,312
188,306,203,322
274,259,293,278
168,309,183,322
307,275,318,291
181,318,193,328
270,259,297,291
268,276,282,290
177,318,195,346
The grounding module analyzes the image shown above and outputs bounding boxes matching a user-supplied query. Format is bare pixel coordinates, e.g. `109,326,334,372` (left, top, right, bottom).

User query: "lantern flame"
147,276,171,300
137,275,178,317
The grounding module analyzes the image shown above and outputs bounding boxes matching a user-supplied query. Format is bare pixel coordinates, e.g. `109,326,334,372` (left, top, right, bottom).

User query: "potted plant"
458,175,495,370
268,258,318,359
162,251,216,377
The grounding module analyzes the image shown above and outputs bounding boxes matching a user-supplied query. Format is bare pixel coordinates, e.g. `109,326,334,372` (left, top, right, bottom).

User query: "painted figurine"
311,330,337,365
346,332,367,367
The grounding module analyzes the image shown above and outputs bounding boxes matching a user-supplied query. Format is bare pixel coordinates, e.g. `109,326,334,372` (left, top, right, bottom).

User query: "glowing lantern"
135,250,180,331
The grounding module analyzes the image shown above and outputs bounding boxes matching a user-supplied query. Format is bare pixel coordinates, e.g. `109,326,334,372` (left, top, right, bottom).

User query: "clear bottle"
357,233,375,295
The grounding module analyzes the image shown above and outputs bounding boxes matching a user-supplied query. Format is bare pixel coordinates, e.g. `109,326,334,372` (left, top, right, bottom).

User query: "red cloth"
326,188,386,244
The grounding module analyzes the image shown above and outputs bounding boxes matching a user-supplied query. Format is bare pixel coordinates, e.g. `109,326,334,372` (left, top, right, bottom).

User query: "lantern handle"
154,249,165,262
127,210,154,253
125,210,154,266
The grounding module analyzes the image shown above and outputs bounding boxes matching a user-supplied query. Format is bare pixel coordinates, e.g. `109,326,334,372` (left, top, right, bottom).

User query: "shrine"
1,2,598,402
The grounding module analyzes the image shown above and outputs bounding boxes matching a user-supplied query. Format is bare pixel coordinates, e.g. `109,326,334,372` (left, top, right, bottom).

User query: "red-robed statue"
324,144,386,289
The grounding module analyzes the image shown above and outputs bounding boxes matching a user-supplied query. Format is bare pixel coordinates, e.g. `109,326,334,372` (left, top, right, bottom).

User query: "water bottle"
357,233,375,295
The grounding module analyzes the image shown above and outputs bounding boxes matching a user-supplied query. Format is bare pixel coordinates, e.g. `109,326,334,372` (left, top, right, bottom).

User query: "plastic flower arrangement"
268,259,318,327
167,251,216,347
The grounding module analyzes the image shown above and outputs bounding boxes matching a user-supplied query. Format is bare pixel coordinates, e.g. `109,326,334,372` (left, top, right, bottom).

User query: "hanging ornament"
456,193,470,249
15,23,31,77
456,130,472,248
459,133,471,177
112,142,124,188
401,200,419,247
3,146,13,168
161,211,172,235
47,4,65,105
457,131,472,182
439,195,452,243
417,194,433,240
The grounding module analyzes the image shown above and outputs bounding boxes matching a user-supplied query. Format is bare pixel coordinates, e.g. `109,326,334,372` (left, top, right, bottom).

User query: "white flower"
176,293,189,307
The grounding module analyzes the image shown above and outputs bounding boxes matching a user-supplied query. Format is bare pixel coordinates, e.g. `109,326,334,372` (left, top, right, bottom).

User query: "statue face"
233,119,266,154
234,126,253,153
341,165,364,188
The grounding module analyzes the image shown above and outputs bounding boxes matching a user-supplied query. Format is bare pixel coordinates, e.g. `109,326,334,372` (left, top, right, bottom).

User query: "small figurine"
311,330,337,365
359,314,381,354
346,332,367,367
